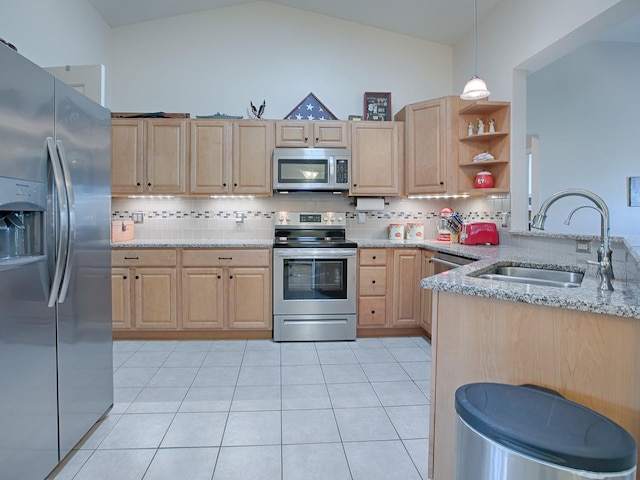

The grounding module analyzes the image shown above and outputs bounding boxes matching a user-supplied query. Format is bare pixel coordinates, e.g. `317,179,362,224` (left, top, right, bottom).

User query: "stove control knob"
323,216,328,222
337,216,343,222
330,217,336,222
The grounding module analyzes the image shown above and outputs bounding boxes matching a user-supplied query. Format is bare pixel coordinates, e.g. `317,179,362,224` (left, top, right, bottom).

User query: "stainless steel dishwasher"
430,251,475,274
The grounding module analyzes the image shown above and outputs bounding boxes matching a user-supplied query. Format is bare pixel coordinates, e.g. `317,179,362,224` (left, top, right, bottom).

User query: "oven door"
273,248,356,315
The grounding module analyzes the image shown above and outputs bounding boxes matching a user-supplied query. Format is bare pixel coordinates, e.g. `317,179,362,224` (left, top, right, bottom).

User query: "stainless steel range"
273,212,357,342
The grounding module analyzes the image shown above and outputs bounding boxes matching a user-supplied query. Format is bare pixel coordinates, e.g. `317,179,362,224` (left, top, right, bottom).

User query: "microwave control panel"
335,159,349,184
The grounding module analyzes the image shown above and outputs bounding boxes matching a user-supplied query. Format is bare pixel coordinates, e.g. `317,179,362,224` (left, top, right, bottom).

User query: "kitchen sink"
470,265,584,288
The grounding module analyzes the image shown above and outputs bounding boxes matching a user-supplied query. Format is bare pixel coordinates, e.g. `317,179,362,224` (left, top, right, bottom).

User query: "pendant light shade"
460,0,490,100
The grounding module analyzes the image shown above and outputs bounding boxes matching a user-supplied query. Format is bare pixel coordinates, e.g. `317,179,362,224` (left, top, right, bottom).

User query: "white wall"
0,0,112,100
108,1,452,119
527,41,640,236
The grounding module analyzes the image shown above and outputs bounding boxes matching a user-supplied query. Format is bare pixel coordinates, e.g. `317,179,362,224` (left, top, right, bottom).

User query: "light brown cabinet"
181,249,272,331
457,100,510,194
357,248,389,328
358,247,433,334
275,120,349,148
350,122,403,196
420,250,434,334
231,120,273,195
111,118,187,195
395,96,460,195
391,249,422,327
189,119,272,195
111,249,178,331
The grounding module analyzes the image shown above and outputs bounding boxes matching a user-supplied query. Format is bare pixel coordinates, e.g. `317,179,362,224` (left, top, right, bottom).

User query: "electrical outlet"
132,212,144,224
357,213,366,224
575,239,591,254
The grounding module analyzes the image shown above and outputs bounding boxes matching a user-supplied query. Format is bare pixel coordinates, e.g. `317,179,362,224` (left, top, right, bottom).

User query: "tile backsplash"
112,194,511,241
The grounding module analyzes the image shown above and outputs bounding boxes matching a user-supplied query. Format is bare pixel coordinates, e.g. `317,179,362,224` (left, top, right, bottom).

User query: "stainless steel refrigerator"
0,45,113,479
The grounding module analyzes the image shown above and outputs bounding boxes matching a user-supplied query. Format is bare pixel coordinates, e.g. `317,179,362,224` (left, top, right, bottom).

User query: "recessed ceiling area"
86,0,503,45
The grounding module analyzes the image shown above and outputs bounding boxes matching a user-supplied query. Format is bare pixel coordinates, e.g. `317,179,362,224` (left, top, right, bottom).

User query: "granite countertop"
417,243,640,320
111,239,273,248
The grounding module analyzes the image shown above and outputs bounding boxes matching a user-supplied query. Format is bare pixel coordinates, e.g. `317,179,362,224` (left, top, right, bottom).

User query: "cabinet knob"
234,183,238,187
439,181,444,185
353,183,357,187
217,275,221,279
372,256,376,259
223,183,227,187
136,182,141,187
147,182,152,187
371,310,376,314
123,275,127,280
315,137,319,142
135,275,139,280
304,137,308,142
372,280,376,284
229,275,233,279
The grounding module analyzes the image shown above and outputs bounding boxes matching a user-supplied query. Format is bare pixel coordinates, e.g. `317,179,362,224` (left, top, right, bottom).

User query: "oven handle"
273,248,357,258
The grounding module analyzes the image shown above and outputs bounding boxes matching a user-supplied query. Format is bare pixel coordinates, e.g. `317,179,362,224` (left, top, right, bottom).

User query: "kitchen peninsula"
420,234,640,480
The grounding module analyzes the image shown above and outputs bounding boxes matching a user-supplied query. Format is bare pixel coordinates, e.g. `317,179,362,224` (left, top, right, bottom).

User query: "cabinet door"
350,122,401,195
228,267,271,329
190,120,231,194
358,266,387,296
182,268,225,329
275,121,311,147
134,267,178,329
111,267,131,330
313,121,349,148
421,250,434,334
391,249,422,327
146,119,187,194
232,120,272,194
111,119,144,194
405,99,448,194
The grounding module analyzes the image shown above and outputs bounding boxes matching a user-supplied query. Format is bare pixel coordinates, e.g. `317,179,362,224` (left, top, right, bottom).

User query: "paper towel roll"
355,197,385,211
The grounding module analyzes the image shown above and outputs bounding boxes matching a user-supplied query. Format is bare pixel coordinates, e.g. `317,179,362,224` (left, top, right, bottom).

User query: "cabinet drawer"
112,249,177,267
182,248,271,267
358,296,387,327
359,266,387,296
359,248,387,266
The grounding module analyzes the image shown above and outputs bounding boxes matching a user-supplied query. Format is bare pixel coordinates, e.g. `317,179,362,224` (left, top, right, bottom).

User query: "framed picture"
628,176,640,207
364,92,391,121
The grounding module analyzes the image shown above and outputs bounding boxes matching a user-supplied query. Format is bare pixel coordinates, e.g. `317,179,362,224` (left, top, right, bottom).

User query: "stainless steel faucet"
531,189,614,291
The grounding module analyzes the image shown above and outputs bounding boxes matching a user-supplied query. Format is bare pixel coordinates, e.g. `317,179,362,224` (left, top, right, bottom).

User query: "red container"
474,170,494,189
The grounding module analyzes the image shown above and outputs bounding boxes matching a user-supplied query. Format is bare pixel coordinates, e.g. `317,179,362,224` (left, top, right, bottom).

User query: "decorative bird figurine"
251,100,266,119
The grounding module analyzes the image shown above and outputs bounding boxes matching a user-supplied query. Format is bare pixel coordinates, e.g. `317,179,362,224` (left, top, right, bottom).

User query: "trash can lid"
455,383,637,473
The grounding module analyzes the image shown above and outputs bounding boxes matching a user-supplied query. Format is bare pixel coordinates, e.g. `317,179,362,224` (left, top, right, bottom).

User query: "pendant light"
460,0,490,100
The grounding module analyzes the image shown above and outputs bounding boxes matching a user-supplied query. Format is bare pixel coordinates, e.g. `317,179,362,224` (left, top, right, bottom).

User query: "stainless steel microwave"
273,147,350,192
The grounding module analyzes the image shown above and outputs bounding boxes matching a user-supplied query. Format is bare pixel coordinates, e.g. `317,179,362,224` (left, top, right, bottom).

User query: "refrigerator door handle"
47,137,69,308
56,139,74,304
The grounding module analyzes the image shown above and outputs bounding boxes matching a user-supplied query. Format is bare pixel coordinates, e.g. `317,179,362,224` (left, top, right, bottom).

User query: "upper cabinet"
275,120,349,148
350,121,403,196
395,97,460,195
187,119,273,196
232,120,273,195
111,118,187,195
456,100,510,194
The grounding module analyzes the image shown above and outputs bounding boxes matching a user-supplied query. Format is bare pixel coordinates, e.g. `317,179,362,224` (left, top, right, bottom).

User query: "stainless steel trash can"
454,383,637,480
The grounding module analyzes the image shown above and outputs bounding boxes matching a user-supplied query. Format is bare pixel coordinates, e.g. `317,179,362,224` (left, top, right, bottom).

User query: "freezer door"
0,47,59,479
53,79,113,458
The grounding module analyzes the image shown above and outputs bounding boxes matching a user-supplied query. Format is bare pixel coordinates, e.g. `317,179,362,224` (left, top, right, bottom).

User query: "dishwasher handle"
430,256,468,269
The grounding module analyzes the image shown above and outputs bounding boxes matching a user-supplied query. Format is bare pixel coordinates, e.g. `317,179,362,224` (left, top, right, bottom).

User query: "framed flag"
364,92,392,121
284,92,338,120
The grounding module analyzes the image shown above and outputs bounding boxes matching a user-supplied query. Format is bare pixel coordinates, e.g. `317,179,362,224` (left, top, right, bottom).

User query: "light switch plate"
357,213,366,224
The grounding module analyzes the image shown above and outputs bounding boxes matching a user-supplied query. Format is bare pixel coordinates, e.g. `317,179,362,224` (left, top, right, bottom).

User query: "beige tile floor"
47,336,431,480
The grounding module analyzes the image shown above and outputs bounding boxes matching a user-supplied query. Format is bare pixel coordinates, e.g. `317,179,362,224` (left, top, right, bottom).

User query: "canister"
405,223,424,240
388,224,405,240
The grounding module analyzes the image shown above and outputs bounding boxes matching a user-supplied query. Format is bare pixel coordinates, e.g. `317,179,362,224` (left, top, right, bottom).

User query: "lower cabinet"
420,250,434,335
111,249,178,331
112,247,272,335
357,247,431,334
